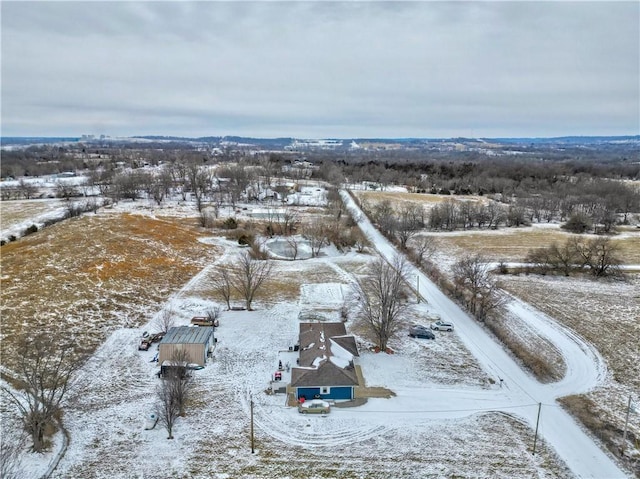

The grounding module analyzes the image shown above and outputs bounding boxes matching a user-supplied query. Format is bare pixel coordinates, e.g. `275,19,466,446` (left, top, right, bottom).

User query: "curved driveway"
341,190,627,479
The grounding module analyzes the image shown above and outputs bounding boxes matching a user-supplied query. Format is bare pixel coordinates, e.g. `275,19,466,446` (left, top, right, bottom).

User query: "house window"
320,386,330,395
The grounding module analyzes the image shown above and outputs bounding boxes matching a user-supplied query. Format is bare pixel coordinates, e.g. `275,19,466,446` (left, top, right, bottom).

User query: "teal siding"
296,386,353,401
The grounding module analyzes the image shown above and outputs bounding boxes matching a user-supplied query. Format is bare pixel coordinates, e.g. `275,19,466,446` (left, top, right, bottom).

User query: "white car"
298,399,331,414
430,320,454,332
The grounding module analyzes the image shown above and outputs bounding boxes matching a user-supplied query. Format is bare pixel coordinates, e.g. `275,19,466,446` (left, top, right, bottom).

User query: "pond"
265,238,313,260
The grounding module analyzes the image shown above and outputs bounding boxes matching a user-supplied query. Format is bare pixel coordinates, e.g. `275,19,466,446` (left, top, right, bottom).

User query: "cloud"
1,1,638,138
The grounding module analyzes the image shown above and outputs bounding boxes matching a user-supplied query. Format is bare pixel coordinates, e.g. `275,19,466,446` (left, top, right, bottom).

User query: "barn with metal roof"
158,326,214,367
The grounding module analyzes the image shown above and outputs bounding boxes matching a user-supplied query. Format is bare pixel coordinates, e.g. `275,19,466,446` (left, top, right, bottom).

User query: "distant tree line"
4,141,639,232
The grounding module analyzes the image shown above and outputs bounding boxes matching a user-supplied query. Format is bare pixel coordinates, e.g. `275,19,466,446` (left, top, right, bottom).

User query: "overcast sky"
1,1,638,139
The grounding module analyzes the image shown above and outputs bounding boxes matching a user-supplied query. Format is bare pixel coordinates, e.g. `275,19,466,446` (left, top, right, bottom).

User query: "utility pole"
532,402,542,455
621,394,632,456
250,395,255,454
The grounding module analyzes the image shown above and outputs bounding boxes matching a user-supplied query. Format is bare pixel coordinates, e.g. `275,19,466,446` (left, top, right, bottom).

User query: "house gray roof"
291,360,358,387
298,322,358,367
160,326,213,345
291,322,359,388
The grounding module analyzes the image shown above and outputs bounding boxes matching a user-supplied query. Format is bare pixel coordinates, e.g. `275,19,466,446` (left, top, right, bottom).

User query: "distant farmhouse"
290,322,359,401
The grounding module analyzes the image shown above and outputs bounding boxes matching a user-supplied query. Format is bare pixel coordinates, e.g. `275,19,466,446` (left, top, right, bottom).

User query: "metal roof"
160,326,214,345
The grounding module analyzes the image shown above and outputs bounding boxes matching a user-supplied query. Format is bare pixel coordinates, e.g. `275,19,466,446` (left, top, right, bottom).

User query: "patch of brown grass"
435,229,640,264
485,315,565,383
559,395,639,476
353,190,486,206
0,212,220,372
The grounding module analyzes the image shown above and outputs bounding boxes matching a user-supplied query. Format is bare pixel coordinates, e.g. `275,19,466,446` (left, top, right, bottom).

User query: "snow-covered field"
1,186,638,478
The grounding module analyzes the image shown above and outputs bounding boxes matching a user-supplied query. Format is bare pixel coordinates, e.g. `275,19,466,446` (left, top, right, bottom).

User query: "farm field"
1,192,638,478
0,208,220,372
0,198,67,227
353,190,640,265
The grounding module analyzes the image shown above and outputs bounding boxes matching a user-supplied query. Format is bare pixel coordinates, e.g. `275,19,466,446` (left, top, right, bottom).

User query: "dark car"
409,326,435,339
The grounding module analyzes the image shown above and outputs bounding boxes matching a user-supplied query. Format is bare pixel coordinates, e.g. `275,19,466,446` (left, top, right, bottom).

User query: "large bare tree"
156,376,180,440
452,254,504,321
230,252,273,310
303,219,329,257
411,235,437,266
212,268,233,310
396,203,425,249
355,255,411,352
152,308,176,334
2,334,84,452
157,348,193,439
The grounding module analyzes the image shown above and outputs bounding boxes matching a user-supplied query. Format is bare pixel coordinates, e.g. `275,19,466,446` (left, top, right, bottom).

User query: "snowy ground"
1,186,637,478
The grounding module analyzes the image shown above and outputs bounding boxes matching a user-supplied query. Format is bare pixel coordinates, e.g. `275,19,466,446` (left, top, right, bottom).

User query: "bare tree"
153,309,176,334
351,227,368,253
206,306,221,325
355,255,411,352
303,219,329,257
188,164,213,212
212,268,233,310
148,168,173,206
166,348,192,416
56,180,78,201
527,240,579,277
286,236,300,260
169,161,189,201
396,203,425,249
1,334,84,452
372,200,396,237
229,252,273,310
17,179,38,200
575,237,623,278
157,348,193,439
156,376,180,440
452,255,504,321
281,207,300,236
0,433,25,479
411,235,437,266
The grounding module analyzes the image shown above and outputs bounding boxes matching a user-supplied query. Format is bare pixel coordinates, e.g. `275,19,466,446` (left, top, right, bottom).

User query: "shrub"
0,240,5,246
562,213,592,234
238,234,252,246
24,224,38,236
497,261,509,275
223,217,238,230
225,228,255,246
8,235,17,242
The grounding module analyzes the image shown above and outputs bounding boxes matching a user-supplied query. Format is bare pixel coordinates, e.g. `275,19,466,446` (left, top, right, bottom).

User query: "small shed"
290,322,359,401
158,326,214,367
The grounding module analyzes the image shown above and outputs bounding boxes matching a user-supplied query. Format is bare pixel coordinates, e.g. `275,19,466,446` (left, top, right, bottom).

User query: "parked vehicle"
409,326,435,339
138,340,151,351
298,399,331,414
430,320,454,332
149,332,165,343
191,316,219,327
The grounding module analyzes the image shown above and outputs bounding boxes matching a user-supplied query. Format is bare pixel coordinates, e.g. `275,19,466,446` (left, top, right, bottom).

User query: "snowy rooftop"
160,326,213,344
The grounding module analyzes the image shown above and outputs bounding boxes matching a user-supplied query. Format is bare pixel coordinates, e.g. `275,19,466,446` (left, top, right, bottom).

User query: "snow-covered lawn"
13,286,570,479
